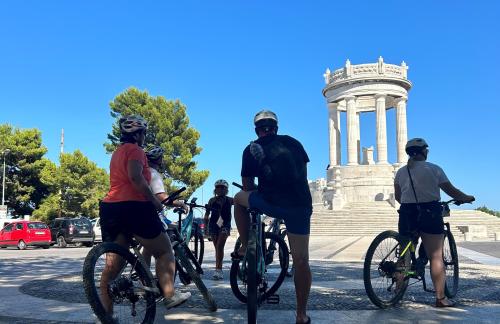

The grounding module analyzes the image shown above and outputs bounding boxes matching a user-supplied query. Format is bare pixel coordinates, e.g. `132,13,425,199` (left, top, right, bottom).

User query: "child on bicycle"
142,146,188,266
394,138,475,307
204,179,233,280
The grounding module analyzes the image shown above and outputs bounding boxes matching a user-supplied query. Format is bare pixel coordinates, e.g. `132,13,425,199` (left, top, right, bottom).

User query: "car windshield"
73,219,90,228
28,223,48,229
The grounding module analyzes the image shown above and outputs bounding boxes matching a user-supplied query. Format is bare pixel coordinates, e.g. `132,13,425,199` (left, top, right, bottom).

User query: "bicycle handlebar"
442,198,475,206
161,187,186,206
232,182,243,190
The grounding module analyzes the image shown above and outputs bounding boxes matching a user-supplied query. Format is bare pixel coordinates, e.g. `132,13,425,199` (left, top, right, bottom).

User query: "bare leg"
287,232,311,323
216,232,229,269
211,234,218,268
142,247,153,267
233,190,253,254
100,234,129,314
421,233,452,305
135,232,176,298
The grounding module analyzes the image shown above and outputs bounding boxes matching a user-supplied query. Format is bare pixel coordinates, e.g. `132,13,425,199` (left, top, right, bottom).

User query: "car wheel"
42,245,50,249
17,240,27,250
57,236,67,248
83,242,94,247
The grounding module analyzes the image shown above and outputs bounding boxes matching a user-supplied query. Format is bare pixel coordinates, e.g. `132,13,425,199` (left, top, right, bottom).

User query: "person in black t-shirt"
204,179,234,280
233,110,312,324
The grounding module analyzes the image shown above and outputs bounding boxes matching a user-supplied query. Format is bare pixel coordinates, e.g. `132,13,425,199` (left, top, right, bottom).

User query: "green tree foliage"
476,206,500,218
33,150,109,222
104,87,209,197
0,124,51,216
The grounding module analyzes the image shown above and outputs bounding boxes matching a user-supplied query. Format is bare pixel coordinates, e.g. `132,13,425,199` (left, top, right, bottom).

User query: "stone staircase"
310,202,500,241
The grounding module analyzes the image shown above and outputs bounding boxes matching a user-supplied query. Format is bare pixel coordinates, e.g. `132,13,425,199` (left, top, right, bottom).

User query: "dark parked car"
49,217,94,247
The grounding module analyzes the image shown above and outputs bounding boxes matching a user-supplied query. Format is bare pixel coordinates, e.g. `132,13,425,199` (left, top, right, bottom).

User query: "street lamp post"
2,149,11,206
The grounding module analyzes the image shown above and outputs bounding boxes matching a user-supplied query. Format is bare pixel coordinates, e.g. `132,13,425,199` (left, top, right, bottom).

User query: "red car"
0,220,51,250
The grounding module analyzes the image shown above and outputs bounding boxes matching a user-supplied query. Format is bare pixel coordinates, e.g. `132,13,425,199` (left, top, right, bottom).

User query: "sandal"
435,296,456,308
296,316,311,324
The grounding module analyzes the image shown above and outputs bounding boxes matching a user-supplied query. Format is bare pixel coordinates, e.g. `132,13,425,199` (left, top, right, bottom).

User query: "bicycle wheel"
363,230,411,308
230,232,289,302
189,229,204,266
443,230,459,298
175,244,217,312
82,242,156,324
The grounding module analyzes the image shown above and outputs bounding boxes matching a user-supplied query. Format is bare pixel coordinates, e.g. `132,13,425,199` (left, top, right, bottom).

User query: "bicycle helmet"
146,146,165,161
119,115,148,133
214,179,228,188
254,110,278,128
405,138,429,156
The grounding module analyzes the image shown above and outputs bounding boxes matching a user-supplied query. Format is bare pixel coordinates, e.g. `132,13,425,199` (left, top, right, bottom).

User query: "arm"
127,160,163,210
242,176,257,191
439,182,475,203
394,183,402,204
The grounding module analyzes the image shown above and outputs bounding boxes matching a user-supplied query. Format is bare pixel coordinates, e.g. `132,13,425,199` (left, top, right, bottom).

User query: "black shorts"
99,201,165,242
208,223,231,237
398,201,444,236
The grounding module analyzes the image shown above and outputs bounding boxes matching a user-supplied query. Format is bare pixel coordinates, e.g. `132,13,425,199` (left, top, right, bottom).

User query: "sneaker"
163,291,191,309
212,269,223,280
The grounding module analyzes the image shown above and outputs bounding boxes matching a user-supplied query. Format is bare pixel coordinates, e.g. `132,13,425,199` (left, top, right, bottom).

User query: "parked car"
92,218,102,243
49,217,94,248
0,220,51,250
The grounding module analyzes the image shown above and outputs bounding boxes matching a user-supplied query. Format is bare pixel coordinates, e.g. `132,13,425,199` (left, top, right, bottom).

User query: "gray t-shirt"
394,161,449,203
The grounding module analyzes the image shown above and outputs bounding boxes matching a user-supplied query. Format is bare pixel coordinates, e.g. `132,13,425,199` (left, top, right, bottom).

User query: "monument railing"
328,63,407,84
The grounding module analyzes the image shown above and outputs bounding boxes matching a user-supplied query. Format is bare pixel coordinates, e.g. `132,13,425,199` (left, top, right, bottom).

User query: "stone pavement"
1,237,500,323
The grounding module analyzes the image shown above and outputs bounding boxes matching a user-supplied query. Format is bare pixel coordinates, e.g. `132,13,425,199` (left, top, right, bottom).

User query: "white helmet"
119,115,148,133
146,146,164,161
405,138,428,155
214,179,228,188
254,110,278,127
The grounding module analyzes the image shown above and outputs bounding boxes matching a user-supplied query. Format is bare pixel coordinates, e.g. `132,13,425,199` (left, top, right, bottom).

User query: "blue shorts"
248,191,312,235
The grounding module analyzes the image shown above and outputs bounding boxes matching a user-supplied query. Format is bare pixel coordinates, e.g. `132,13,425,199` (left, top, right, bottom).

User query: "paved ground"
1,237,500,323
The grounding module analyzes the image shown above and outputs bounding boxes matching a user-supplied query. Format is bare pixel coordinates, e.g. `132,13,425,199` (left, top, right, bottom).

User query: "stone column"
346,96,358,165
327,102,341,167
395,98,408,164
375,94,388,164
356,112,361,164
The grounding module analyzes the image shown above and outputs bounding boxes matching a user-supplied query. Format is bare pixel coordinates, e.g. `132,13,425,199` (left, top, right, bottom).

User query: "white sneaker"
212,269,223,280
163,291,191,309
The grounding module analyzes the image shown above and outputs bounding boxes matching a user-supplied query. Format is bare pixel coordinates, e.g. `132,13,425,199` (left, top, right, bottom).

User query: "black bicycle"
363,199,467,308
82,188,217,324
229,183,289,324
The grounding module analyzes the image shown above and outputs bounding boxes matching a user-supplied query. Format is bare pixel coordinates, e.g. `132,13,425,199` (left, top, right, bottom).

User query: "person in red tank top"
99,115,190,316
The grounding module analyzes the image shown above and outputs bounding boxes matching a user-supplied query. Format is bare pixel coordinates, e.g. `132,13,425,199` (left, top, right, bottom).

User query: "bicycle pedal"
266,294,279,304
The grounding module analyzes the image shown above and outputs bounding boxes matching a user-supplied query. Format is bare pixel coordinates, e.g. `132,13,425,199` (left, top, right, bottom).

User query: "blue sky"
1,1,499,209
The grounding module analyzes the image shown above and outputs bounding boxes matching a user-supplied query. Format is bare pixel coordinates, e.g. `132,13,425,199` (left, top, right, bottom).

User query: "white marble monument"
312,57,412,210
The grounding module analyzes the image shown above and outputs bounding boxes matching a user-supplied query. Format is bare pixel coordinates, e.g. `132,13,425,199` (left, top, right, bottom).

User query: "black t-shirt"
206,196,233,227
241,134,312,207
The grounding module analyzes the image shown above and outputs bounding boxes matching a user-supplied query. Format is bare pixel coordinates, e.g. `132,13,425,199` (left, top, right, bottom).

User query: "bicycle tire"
189,229,204,266
443,230,459,298
175,244,217,312
363,230,411,308
82,242,156,324
246,228,258,324
230,232,289,302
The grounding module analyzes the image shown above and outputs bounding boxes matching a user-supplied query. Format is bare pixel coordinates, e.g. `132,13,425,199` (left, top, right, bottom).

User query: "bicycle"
229,182,289,324
171,197,206,266
82,187,217,324
363,199,466,308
